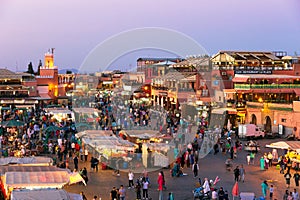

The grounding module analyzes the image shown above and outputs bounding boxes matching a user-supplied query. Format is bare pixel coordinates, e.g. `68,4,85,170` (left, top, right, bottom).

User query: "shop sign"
235,70,272,74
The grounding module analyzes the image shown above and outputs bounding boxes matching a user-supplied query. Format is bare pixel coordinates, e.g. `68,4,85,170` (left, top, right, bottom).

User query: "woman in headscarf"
261,180,268,198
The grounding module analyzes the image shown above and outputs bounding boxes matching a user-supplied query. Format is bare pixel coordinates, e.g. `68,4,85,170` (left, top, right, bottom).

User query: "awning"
294,89,300,96
266,141,300,152
223,89,236,93
1,107,10,111
250,89,294,93
211,108,237,115
228,110,237,114
37,93,52,100
232,76,249,83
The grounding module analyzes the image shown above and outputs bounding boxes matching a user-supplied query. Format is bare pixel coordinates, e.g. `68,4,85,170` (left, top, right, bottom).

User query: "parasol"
1,119,25,127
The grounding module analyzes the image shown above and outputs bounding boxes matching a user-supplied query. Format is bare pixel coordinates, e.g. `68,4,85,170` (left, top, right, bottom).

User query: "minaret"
44,48,54,68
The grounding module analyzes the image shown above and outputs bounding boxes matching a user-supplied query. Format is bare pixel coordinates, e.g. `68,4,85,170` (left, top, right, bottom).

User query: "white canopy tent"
2,171,71,197
0,157,53,166
11,189,82,200
119,130,159,140
266,141,300,152
76,130,137,159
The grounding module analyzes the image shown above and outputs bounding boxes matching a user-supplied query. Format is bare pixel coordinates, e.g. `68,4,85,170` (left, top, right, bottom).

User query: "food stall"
45,108,75,122
119,130,159,143
1,171,70,198
76,130,137,167
142,142,174,168
266,141,300,167
244,140,260,152
0,157,53,167
72,107,101,124
11,189,82,200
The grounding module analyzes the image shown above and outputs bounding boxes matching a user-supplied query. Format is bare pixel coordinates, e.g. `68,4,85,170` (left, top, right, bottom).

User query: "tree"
37,60,42,75
27,62,34,74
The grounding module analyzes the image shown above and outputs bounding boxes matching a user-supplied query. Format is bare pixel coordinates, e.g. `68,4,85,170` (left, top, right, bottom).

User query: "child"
168,192,174,200
269,185,274,199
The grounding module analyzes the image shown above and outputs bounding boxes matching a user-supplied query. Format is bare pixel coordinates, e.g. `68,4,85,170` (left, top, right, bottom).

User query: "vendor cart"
244,140,260,152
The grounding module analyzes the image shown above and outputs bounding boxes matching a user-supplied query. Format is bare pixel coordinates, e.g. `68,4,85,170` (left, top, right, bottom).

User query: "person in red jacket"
158,172,164,200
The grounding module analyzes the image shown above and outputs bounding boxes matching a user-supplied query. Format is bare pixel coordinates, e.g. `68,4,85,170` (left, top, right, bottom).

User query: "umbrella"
232,181,239,198
1,119,25,127
43,125,62,133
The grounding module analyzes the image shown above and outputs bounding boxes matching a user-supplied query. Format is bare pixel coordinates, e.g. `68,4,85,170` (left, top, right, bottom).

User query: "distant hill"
58,68,79,74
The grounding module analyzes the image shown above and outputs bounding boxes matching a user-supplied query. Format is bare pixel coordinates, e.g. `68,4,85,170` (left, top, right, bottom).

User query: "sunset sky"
1,0,300,72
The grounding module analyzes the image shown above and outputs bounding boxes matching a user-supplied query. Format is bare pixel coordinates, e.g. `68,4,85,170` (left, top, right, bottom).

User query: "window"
202,89,208,97
281,118,286,123
200,81,205,86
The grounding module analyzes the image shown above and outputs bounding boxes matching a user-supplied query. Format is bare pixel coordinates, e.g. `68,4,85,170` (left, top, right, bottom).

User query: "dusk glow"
1,0,300,70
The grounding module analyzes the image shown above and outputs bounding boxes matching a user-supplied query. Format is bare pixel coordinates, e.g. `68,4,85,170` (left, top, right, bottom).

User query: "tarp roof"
211,108,237,115
11,189,82,200
76,130,137,151
75,130,113,138
72,107,99,114
4,171,70,188
120,130,159,139
0,157,53,166
0,166,69,175
266,141,300,152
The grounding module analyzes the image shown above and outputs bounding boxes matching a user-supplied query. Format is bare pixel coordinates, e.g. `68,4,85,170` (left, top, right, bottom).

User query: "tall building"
212,50,300,136
36,49,59,101
0,69,38,110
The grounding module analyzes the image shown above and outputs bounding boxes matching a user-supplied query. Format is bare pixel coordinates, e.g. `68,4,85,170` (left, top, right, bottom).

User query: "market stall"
45,108,75,122
266,141,300,152
1,171,70,198
119,130,159,143
244,140,260,152
142,143,174,168
0,165,69,176
11,189,82,200
266,141,300,167
76,130,137,160
0,157,53,166
72,107,101,124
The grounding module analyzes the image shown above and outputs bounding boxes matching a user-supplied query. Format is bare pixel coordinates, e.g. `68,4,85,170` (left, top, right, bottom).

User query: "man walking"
128,170,134,189
84,148,89,162
294,170,300,187
192,162,199,178
142,177,149,200
118,185,126,200
293,188,299,200
239,164,246,182
73,154,78,171
234,166,240,182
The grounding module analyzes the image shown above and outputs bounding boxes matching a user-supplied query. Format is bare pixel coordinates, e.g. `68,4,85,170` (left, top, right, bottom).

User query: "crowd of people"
4,89,300,199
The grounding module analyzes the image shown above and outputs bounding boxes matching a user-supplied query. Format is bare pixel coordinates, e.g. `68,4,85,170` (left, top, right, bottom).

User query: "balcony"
235,84,300,90
178,88,195,92
247,101,293,111
0,91,29,98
